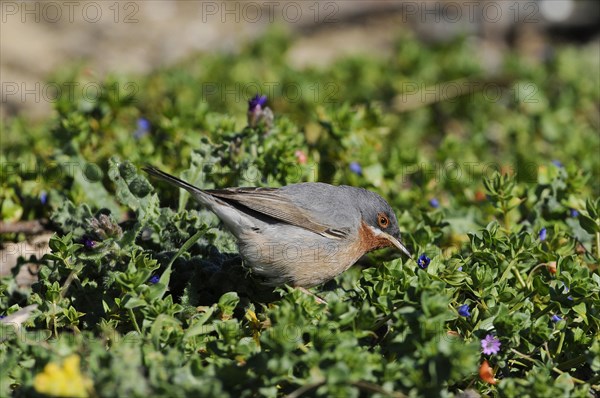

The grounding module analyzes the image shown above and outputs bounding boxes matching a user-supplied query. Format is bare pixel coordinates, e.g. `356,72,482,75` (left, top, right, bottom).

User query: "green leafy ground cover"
1,30,599,397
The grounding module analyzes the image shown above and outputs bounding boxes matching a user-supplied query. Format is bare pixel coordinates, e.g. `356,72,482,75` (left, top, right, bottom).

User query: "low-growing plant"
1,30,599,397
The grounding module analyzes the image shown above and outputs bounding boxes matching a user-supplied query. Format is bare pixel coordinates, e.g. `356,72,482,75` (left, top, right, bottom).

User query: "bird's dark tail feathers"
143,165,204,196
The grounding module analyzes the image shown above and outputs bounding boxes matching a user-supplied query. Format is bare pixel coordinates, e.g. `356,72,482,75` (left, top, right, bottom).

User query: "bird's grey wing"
144,166,350,238
206,187,350,239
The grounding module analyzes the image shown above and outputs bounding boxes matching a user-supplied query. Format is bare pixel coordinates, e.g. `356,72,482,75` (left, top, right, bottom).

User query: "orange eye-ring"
377,213,389,228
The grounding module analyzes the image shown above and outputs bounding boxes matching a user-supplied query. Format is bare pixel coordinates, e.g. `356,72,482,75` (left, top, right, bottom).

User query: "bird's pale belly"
237,224,362,287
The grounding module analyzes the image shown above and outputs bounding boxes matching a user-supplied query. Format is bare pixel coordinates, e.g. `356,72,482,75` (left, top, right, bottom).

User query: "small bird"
144,166,411,288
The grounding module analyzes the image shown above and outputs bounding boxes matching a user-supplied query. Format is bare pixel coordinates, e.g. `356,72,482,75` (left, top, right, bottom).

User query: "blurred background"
2,0,599,120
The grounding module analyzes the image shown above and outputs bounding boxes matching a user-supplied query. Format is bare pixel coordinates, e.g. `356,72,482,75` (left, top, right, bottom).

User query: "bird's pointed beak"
380,232,412,258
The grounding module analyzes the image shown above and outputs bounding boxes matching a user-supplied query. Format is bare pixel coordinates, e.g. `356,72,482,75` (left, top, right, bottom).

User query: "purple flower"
82,237,96,249
417,254,430,269
40,191,48,205
539,228,547,241
149,275,160,284
551,160,563,168
0,315,5,320
247,95,273,129
458,266,463,271
570,209,579,218
429,198,440,208
481,334,501,355
458,304,471,317
551,315,562,322
134,118,151,139
248,94,267,112
349,162,362,176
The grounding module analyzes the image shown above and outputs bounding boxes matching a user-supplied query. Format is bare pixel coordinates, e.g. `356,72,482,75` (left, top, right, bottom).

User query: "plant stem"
555,330,565,356
499,255,527,290
557,354,587,371
512,267,527,289
128,308,142,335
531,303,556,319
501,200,510,231
52,302,58,338
286,378,326,398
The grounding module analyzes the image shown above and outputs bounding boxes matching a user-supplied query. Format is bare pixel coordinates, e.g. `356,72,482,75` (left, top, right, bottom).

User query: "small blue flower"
539,227,547,241
551,314,562,322
457,266,463,272
82,237,96,249
134,117,151,139
551,160,563,168
149,275,160,284
570,209,579,218
429,198,440,208
458,304,471,317
417,254,430,269
137,117,150,131
0,315,5,320
349,162,362,176
40,191,48,205
248,94,267,111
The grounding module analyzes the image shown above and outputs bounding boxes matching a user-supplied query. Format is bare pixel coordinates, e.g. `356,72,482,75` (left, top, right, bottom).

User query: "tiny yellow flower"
34,354,93,398
245,309,259,325
245,309,261,346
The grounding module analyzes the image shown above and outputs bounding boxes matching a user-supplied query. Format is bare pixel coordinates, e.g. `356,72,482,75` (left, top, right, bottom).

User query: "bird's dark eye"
377,212,389,228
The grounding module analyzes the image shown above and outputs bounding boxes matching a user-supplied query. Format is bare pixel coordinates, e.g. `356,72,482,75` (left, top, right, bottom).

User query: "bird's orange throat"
357,221,395,252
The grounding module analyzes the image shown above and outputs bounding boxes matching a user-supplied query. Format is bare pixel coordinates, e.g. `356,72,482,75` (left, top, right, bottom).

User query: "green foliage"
1,30,599,397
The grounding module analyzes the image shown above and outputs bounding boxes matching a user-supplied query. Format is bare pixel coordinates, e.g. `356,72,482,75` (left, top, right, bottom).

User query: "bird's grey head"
353,188,411,257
